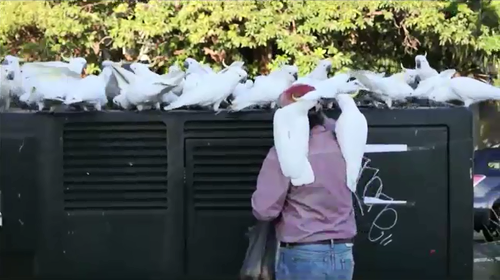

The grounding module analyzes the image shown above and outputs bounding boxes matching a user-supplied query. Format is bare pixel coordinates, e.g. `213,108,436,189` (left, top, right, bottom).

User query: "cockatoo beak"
349,90,360,98
291,94,300,102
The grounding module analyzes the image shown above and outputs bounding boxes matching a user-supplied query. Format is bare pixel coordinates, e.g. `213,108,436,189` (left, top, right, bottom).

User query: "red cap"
278,84,316,107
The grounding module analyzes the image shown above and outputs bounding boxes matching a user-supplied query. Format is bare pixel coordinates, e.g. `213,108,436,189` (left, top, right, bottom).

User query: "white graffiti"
354,157,399,246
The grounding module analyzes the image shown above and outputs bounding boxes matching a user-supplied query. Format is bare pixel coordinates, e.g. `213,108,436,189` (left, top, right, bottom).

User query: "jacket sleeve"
251,149,290,221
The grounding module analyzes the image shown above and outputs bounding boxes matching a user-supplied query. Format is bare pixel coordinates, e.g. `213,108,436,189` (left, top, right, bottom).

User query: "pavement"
474,232,500,279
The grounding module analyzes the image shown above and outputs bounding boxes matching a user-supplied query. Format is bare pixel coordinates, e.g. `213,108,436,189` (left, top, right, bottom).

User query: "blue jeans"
276,242,354,280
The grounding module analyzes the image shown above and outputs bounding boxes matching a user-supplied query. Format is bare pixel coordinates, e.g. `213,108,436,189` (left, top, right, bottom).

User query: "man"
252,84,356,280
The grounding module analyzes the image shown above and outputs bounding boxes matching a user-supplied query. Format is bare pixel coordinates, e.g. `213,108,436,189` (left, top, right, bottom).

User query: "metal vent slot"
190,140,271,210
63,122,168,212
184,120,273,138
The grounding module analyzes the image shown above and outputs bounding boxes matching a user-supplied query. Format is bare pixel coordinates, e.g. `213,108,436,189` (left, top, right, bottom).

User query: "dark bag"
240,221,278,280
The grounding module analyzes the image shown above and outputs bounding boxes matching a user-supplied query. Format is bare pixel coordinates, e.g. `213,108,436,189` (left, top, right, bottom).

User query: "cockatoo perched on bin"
414,52,438,82
292,59,332,87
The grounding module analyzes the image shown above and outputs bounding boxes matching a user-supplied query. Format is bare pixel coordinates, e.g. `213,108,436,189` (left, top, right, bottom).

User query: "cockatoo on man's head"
274,84,321,186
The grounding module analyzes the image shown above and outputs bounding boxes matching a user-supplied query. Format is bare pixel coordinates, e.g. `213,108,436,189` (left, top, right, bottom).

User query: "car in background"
474,148,500,241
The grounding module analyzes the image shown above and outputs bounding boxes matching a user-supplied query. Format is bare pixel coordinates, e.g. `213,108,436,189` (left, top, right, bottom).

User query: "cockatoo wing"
231,79,272,110
202,64,215,74
413,69,455,98
110,65,135,91
413,76,438,98
232,83,250,99
349,71,378,92
254,75,266,84
154,71,184,85
427,84,457,102
439,69,456,79
22,64,81,79
293,76,319,87
182,73,206,94
273,104,314,186
335,111,368,193
273,107,293,177
150,71,186,96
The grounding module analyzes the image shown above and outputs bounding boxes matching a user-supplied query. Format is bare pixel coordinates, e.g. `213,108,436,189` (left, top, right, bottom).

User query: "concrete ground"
474,231,500,279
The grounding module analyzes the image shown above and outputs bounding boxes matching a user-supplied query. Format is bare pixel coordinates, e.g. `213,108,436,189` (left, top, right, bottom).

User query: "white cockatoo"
14,55,87,111
112,93,132,110
1,55,24,99
291,60,333,109
414,53,438,82
232,80,254,99
129,62,181,106
0,64,15,111
297,73,365,102
334,93,368,192
398,63,420,86
164,66,248,111
273,84,320,186
64,61,115,110
17,61,86,111
293,59,332,86
426,76,500,107
183,58,213,75
129,62,158,79
181,58,217,95
412,69,457,99
219,60,245,74
350,70,414,108
162,64,185,97
110,63,185,111
230,65,298,110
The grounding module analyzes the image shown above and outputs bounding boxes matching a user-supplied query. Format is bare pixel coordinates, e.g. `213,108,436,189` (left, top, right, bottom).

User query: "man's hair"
308,108,325,130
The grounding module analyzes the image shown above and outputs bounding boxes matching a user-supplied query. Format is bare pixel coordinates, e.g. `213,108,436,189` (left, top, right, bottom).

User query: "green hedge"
1,0,500,81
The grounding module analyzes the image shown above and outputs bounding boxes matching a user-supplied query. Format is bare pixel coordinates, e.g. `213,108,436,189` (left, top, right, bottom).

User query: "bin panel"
184,138,273,279
0,136,38,252
56,120,173,279
0,136,39,279
0,108,473,280
353,126,449,280
183,124,450,280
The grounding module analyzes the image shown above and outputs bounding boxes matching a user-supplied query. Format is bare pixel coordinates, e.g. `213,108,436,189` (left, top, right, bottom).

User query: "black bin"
0,108,473,280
